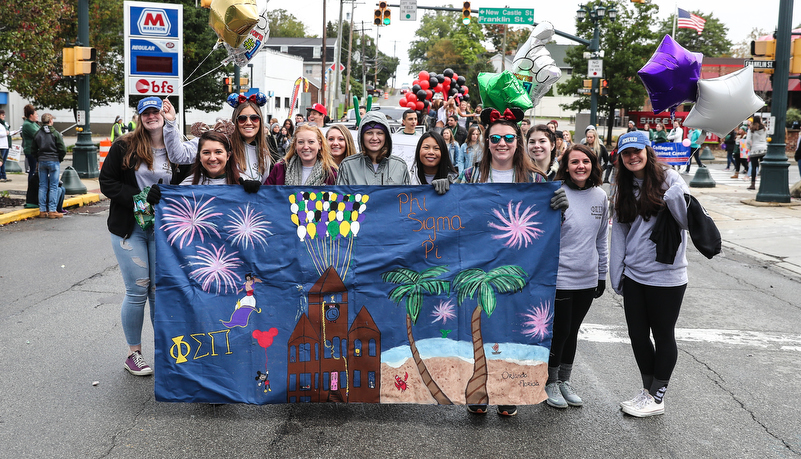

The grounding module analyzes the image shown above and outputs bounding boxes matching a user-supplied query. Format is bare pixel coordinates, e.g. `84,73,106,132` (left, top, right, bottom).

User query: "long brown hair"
285,124,338,176
750,116,765,132
556,144,602,188
120,115,160,171
190,131,240,185
526,124,557,167
613,145,668,223
477,120,544,183
326,124,357,163
230,101,270,176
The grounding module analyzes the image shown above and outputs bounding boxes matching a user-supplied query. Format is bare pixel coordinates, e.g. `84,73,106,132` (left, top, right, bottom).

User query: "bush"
787,108,801,124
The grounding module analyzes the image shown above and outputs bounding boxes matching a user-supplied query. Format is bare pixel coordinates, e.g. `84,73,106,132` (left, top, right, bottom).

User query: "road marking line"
579,323,801,351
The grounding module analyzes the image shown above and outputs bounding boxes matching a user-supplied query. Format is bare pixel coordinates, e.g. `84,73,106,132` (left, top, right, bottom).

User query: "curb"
0,193,101,226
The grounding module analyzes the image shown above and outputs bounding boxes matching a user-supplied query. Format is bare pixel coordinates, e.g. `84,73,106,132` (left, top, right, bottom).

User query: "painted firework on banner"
154,183,561,405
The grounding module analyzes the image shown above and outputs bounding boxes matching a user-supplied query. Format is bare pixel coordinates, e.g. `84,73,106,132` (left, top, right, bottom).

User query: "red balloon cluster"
399,68,470,110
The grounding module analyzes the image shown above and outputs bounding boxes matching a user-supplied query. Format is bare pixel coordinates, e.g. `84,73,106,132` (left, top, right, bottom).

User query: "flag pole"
672,2,677,37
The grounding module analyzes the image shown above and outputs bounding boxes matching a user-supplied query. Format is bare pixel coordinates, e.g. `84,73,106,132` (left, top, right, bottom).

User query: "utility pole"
321,0,327,106
374,26,379,88
344,0,355,113
72,0,98,178
361,21,367,100
501,25,507,71
332,0,345,118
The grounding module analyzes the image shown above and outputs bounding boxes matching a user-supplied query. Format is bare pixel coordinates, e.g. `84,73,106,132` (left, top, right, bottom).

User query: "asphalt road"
1,201,800,458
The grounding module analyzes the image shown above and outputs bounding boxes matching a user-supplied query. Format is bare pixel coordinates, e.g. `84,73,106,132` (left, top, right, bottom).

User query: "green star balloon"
477,71,534,113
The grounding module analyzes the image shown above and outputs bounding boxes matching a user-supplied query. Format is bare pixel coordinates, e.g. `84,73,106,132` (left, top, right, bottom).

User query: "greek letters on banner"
653,142,691,166
154,183,562,406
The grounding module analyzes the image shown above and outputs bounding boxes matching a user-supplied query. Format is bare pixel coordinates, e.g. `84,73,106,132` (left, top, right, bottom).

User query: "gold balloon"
209,0,259,49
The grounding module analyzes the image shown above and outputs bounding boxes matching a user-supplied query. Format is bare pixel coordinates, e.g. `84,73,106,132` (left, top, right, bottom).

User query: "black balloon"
416,89,427,100
457,76,466,85
443,68,454,78
459,86,467,93
412,84,421,93
463,93,470,102
429,76,438,86
448,87,458,97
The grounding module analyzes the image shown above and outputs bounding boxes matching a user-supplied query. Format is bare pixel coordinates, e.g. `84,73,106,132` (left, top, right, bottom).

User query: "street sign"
478,8,534,25
744,59,775,73
577,88,592,94
399,0,417,21
588,59,603,78
329,63,346,72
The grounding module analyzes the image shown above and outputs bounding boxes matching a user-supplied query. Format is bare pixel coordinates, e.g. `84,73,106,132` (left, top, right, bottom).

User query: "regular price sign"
478,8,534,25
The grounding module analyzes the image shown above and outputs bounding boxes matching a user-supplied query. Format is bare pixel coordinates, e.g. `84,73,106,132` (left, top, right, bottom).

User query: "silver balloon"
512,22,562,107
684,66,764,137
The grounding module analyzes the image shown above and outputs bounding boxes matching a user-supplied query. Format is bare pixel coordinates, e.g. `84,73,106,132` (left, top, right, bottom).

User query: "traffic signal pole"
756,0,793,203
72,0,98,178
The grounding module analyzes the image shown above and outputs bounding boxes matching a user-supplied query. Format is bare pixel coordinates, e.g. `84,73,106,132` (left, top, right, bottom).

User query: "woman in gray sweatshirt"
610,131,690,418
543,144,609,410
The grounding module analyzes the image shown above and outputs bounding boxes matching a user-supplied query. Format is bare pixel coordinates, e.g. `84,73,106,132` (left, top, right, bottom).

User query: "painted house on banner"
286,266,381,403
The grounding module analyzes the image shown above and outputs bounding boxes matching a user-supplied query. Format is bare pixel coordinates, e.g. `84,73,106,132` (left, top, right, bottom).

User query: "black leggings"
622,277,686,382
548,288,595,367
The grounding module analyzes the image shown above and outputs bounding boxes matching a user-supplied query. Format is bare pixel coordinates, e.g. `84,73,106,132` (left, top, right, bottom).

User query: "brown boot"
48,211,63,219
37,211,49,218
730,172,738,179
747,178,756,190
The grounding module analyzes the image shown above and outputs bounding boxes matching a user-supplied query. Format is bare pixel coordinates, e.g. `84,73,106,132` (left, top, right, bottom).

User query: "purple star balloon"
638,35,703,115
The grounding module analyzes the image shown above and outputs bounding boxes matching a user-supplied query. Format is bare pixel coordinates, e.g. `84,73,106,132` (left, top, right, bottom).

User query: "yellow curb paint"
0,193,101,226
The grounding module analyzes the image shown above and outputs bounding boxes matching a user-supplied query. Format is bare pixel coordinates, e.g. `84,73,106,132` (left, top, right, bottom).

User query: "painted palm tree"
382,266,453,405
452,265,528,406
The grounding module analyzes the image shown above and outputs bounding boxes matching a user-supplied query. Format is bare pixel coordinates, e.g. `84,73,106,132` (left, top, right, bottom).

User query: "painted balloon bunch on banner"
638,34,764,136
511,21,562,108
288,191,370,281
202,0,271,68
399,69,471,110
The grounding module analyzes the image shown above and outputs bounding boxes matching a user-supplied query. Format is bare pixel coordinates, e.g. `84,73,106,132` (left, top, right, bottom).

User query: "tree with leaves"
179,2,232,113
656,11,733,57
483,25,532,56
267,9,310,38
327,21,398,90
731,27,769,58
452,265,528,406
408,11,492,107
559,0,659,145
382,266,453,405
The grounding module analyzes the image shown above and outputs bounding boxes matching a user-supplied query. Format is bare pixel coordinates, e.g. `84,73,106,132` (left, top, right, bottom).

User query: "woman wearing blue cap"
610,130,690,418
99,96,194,377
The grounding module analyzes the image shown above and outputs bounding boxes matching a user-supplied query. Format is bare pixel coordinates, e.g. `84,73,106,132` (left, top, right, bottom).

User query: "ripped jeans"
110,225,156,347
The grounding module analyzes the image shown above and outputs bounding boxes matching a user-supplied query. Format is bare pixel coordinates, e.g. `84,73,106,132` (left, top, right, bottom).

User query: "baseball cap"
617,130,651,151
137,97,162,114
307,103,327,117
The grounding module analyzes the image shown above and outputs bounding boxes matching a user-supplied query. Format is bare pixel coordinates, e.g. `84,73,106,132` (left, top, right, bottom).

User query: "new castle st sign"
478,8,534,25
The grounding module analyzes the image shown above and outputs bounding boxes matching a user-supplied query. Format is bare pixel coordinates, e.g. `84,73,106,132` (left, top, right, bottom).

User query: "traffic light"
461,2,471,25
383,9,391,26
790,38,801,74
63,47,75,76
224,77,234,93
374,8,382,26
600,79,609,96
73,47,97,75
751,39,776,60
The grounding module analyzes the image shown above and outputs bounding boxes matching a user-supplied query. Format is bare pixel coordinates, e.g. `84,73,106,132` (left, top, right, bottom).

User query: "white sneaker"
619,388,649,409
621,393,664,417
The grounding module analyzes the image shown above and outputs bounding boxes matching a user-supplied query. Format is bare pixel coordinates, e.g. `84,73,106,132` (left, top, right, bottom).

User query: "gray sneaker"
545,382,568,408
559,381,583,407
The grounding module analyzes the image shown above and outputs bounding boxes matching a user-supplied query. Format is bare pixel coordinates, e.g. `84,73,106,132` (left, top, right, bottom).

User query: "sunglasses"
237,114,261,124
488,134,517,144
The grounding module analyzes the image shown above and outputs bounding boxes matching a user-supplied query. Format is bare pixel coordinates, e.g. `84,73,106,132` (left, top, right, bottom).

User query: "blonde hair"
285,124,338,174
326,124,357,160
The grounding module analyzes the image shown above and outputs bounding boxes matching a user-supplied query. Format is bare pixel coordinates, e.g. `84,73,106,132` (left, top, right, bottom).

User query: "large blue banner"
653,142,691,166
154,183,562,406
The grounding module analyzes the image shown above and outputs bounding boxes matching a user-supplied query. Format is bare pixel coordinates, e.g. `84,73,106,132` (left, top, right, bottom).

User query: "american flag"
677,8,706,35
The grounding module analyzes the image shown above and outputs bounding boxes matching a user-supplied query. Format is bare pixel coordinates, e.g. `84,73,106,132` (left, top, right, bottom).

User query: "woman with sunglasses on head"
525,124,558,180
162,95,269,193
611,131,690,418
99,96,195,377
264,124,337,186
326,124,357,166
543,144,608,410
458,108,569,418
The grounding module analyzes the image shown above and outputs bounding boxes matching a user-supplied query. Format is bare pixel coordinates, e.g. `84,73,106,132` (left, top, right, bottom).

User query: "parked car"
366,85,383,97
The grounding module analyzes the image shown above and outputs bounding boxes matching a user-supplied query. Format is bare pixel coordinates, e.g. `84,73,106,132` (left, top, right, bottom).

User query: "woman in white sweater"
745,116,768,190
544,144,609,410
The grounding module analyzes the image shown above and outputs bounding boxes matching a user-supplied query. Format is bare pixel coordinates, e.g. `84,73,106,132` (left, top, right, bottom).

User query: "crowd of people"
87,92,702,422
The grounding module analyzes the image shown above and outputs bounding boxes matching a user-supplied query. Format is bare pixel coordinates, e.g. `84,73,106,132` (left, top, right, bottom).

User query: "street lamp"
576,3,616,127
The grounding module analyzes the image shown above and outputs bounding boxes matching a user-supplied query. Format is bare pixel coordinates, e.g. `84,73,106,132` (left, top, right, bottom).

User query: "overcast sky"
259,0,801,83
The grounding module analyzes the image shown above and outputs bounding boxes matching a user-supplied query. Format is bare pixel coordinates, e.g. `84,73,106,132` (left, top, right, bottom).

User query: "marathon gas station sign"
124,1,183,106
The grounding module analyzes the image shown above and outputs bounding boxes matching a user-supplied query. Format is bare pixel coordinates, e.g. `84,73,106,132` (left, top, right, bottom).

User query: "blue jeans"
0,148,7,179
110,225,156,347
38,161,60,212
